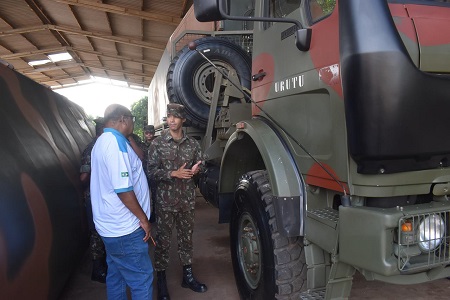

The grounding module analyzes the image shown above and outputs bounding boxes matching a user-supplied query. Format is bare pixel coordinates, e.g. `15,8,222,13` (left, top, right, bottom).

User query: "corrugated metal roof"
0,0,192,90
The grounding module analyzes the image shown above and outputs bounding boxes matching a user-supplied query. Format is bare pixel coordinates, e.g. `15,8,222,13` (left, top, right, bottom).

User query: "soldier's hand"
191,160,202,175
172,163,193,179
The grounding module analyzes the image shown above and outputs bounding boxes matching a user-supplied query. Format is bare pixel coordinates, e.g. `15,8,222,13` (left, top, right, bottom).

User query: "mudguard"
219,118,305,236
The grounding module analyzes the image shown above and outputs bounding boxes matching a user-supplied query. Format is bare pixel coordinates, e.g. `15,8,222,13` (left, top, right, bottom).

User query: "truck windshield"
308,0,336,23
269,0,301,18
388,0,450,4
266,0,302,29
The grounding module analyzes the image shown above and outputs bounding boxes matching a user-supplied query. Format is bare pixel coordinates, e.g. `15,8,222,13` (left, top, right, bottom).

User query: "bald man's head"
104,104,131,122
102,104,135,137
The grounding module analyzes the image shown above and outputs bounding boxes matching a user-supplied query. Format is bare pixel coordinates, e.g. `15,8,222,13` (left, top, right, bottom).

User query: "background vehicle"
0,61,93,299
149,0,450,299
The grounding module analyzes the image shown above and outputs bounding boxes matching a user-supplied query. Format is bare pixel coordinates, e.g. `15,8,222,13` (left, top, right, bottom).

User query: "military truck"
148,0,450,299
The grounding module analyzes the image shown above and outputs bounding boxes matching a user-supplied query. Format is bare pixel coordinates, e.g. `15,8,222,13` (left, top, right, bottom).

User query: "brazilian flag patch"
121,172,129,177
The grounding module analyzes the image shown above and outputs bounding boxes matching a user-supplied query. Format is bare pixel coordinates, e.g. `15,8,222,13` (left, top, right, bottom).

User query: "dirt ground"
60,195,450,300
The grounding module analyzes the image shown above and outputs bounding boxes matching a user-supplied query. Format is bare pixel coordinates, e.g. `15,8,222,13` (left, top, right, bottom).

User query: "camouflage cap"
167,103,186,119
144,124,155,133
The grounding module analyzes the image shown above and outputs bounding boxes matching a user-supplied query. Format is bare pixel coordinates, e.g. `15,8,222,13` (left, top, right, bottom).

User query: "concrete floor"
60,195,239,300
60,194,450,300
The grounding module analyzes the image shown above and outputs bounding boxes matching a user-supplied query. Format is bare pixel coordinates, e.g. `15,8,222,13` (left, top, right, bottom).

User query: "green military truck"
148,0,450,298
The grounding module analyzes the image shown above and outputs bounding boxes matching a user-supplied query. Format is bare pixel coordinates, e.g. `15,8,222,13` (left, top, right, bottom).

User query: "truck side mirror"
296,28,312,51
194,0,229,22
194,0,310,52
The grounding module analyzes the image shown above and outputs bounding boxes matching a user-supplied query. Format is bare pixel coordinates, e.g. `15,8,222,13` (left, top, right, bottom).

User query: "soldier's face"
144,131,154,142
167,114,184,131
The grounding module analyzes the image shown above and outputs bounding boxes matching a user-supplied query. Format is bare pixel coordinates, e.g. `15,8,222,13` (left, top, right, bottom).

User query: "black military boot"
181,265,207,293
157,271,170,300
91,258,107,283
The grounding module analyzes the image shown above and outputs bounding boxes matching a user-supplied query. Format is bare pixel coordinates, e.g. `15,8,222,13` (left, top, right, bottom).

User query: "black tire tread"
244,170,306,299
166,36,251,129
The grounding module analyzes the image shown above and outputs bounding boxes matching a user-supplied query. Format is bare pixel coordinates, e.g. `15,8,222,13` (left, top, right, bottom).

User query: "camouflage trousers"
154,208,195,271
90,229,106,260
85,196,106,260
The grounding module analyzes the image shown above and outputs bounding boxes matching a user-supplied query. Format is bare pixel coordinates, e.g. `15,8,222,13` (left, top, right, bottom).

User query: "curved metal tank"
0,62,93,300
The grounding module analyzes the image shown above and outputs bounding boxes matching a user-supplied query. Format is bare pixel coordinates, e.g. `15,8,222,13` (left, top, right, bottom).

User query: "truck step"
299,288,325,299
305,208,339,254
308,208,339,227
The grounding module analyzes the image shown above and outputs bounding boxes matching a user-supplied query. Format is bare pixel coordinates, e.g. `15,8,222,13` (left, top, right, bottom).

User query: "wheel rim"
237,212,262,289
193,61,234,106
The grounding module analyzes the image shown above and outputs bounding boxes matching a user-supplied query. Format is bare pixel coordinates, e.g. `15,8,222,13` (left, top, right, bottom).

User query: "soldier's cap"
167,103,186,119
93,117,104,124
104,104,131,121
144,124,155,133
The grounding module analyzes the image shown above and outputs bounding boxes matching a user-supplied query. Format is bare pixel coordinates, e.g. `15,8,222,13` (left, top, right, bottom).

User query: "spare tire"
167,37,252,129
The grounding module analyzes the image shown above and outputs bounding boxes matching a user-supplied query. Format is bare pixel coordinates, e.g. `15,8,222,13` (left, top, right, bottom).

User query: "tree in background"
131,96,148,139
317,0,336,13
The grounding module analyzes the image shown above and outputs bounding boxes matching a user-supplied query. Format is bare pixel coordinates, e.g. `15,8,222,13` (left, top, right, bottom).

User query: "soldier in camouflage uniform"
143,124,157,223
143,125,156,175
128,131,158,224
128,132,146,160
80,118,107,283
144,124,156,145
148,104,207,300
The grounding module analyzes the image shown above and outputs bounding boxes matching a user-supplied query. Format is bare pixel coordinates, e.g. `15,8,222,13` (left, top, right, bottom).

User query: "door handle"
252,71,267,81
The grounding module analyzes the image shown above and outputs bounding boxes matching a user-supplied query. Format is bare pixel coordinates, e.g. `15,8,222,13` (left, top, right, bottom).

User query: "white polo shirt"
90,128,150,237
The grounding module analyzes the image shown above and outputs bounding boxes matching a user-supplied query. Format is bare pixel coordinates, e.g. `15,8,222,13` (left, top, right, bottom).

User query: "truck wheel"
231,170,306,299
167,37,251,129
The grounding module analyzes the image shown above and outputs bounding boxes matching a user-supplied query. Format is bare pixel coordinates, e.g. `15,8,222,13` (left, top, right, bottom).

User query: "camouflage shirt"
131,133,146,150
80,137,97,174
80,137,98,201
128,133,149,175
147,129,203,212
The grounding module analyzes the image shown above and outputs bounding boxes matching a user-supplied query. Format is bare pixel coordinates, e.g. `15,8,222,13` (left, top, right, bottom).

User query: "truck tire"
167,37,251,129
231,170,307,299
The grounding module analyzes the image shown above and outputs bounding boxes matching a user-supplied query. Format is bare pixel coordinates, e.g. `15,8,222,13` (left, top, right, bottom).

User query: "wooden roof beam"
19,62,155,78
0,25,166,51
181,0,193,17
53,0,181,26
0,47,70,59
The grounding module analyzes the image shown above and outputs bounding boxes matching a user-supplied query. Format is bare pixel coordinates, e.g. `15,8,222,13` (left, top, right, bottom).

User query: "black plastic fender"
220,118,306,237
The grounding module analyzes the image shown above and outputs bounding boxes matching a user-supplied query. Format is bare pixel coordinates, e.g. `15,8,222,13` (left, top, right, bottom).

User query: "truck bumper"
339,201,450,279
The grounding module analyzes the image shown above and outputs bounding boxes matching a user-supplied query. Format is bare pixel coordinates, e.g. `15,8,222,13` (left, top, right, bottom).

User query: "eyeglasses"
123,115,136,122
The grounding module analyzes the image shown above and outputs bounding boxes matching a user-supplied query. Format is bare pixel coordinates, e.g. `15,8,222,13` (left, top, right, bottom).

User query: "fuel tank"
0,62,93,299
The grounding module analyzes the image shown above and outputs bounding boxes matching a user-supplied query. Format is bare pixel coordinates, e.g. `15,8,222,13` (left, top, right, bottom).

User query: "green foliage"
317,0,336,14
131,96,148,139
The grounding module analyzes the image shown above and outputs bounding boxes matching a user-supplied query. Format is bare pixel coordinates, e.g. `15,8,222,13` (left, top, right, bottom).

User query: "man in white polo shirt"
90,104,153,299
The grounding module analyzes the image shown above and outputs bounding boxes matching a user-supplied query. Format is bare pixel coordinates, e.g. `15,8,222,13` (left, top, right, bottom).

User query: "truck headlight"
418,215,445,252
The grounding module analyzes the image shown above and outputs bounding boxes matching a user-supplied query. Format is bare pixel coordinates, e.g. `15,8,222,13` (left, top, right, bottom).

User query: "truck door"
252,0,309,106
252,0,346,190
